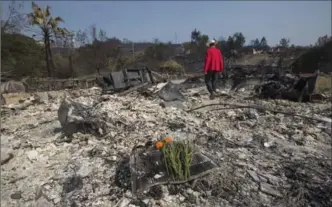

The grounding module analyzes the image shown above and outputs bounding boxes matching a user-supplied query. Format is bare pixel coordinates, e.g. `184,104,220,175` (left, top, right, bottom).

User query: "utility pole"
175,32,177,44
132,41,135,62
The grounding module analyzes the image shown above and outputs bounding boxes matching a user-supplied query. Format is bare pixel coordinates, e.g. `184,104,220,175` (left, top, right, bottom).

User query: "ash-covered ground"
1,84,331,207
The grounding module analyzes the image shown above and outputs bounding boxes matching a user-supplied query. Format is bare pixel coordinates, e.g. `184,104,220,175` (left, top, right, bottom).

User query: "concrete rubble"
1,82,331,207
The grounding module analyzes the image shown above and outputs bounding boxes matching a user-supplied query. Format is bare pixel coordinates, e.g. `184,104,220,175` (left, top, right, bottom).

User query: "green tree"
191,29,201,44
28,2,70,77
185,29,210,60
279,38,290,48
315,35,331,47
1,33,45,78
253,38,260,47
260,37,268,49
232,32,246,49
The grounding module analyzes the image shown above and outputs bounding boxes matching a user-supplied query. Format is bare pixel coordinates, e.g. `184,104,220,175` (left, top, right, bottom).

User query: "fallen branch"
187,102,331,123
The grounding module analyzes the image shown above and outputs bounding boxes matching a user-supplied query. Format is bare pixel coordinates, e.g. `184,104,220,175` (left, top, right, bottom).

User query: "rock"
259,183,282,197
226,110,237,118
77,162,92,178
263,141,275,148
179,195,185,202
124,190,133,198
186,189,194,194
246,109,259,119
27,150,38,161
118,198,131,207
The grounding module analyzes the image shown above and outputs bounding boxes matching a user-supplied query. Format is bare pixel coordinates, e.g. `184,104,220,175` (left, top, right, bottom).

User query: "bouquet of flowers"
155,137,193,181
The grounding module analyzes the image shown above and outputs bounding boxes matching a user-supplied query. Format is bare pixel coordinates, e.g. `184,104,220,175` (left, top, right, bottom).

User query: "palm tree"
28,2,69,77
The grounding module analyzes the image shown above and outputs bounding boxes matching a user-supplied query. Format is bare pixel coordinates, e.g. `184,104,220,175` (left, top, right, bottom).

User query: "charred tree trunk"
69,55,73,77
44,31,56,78
48,41,56,76
44,33,52,77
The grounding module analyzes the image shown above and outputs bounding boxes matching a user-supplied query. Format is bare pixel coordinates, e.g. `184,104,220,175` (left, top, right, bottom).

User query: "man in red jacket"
204,39,224,100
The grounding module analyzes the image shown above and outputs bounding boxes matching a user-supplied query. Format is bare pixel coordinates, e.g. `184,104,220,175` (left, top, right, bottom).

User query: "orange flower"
155,141,164,149
164,137,173,143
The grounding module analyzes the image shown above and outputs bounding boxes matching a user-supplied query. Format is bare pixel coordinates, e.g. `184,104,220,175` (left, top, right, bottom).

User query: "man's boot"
209,92,215,100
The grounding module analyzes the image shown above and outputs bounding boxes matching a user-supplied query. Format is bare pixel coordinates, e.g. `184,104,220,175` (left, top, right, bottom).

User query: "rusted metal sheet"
100,67,154,92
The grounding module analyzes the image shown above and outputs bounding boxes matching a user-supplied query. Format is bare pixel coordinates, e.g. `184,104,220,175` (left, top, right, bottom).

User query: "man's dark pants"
205,71,219,94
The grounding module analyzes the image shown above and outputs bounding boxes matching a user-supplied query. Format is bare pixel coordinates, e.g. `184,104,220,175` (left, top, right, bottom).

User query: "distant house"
252,48,264,55
36,40,44,46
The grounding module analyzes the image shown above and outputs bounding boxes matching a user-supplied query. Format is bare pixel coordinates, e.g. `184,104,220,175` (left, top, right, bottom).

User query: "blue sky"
2,1,331,46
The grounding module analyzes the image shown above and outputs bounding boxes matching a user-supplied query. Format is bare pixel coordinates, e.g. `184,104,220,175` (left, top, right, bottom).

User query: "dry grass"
316,75,332,94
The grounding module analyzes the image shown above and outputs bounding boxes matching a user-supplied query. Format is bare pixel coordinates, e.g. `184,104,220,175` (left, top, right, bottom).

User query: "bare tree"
75,26,121,75
75,29,88,47
1,1,28,34
98,29,107,42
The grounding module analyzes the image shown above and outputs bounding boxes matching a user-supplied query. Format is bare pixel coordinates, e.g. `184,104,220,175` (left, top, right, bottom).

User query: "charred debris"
96,64,327,103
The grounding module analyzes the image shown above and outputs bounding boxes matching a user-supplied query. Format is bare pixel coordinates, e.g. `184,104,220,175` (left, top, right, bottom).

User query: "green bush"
1,33,45,78
160,60,184,74
316,75,332,94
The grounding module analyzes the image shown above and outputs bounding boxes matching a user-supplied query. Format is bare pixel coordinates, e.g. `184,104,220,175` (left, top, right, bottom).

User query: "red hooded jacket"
204,47,224,73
